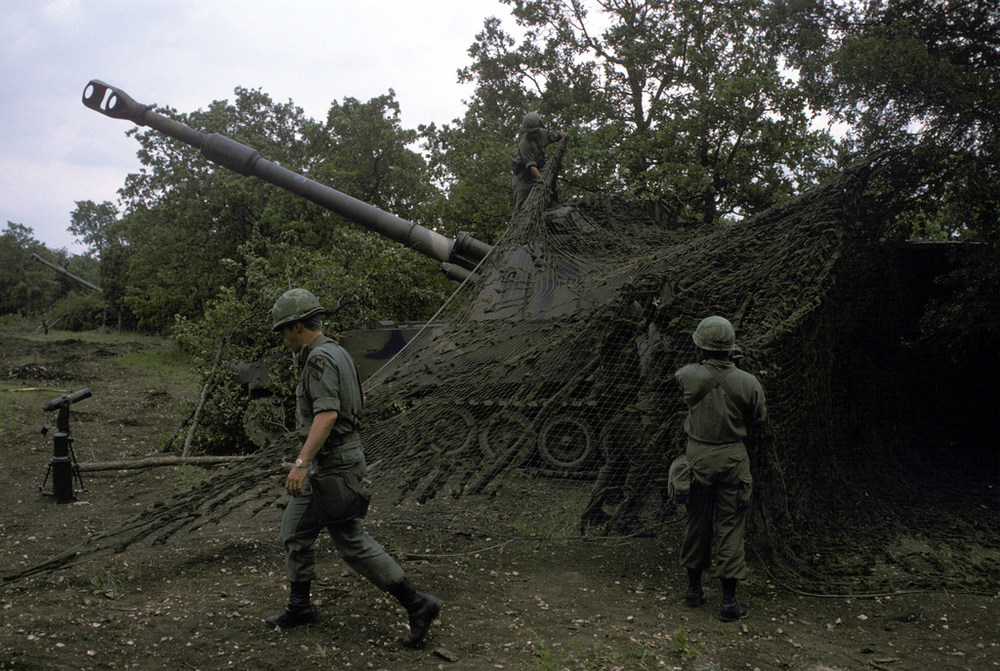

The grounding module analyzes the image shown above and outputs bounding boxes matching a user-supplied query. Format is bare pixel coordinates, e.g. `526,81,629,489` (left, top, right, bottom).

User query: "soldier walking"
265,288,442,647
675,316,767,622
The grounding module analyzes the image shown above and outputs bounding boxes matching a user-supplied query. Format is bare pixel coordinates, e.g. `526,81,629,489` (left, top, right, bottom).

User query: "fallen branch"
0,387,66,393
182,336,228,458
78,455,253,472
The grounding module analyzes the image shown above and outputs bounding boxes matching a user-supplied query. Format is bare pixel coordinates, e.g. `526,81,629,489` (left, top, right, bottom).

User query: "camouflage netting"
8,143,998,592
360,142,999,590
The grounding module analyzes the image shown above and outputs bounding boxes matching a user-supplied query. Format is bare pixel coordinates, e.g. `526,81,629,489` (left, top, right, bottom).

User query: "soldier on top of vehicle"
511,111,567,217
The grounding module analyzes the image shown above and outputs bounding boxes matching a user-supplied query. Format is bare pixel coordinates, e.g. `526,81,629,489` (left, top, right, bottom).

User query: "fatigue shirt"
675,359,767,444
514,129,563,179
295,335,363,444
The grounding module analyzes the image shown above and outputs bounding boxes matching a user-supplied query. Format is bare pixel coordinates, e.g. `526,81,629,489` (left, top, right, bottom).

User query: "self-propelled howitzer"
81,80,492,282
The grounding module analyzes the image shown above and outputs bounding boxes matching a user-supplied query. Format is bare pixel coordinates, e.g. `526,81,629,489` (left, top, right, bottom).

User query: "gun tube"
30,254,103,292
82,80,491,281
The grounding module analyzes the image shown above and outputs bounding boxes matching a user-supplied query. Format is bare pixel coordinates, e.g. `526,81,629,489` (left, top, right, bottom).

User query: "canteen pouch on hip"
668,454,691,505
311,445,371,523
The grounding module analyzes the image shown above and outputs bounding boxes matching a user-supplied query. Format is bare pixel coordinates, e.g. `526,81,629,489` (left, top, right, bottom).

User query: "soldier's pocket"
726,449,753,509
324,443,365,469
312,468,371,523
737,473,753,509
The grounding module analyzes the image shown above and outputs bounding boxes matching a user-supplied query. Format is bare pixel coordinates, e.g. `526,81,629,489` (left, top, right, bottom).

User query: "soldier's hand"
285,466,308,497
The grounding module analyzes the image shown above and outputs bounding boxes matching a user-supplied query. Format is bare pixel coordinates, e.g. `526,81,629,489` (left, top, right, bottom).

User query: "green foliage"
0,223,106,323
528,631,561,670
0,223,57,316
308,93,437,215
89,572,118,599
69,200,118,259
672,626,702,660
775,0,999,354
175,464,210,490
49,290,105,331
439,0,838,231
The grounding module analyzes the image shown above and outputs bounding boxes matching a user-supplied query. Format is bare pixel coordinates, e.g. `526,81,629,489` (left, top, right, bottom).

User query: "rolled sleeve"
305,355,342,416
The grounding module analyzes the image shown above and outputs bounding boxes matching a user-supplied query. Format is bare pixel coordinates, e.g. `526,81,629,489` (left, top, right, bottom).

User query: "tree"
772,0,999,354
0,223,49,316
437,0,837,232
0,223,102,327
773,0,998,233
307,93,437,216
69,200,118,259
105,87,449,333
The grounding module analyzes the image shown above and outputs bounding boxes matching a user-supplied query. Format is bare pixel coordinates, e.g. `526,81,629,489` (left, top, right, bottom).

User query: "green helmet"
521,111,543,131
271,288,324,331
692,315,735,352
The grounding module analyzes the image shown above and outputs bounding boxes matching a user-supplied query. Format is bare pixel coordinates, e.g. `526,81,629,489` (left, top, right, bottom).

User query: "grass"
89,572,119,599
11,327,167,345
4,327,198,387
529,631,562,671
0,395,23,432
115,346,199,387
673,626,702,660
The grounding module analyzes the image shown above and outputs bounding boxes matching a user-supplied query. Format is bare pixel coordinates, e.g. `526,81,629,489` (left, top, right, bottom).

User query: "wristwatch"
294,459,307,469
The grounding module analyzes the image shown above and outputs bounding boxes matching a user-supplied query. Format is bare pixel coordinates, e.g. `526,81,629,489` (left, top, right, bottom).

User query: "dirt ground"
2,332,998,671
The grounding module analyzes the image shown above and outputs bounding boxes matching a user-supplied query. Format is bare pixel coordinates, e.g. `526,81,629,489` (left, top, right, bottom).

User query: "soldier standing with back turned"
264,288,442,647
675,316,766,622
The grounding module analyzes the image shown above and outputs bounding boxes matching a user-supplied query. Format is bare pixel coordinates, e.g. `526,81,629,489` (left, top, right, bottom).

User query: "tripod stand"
39,388,91,503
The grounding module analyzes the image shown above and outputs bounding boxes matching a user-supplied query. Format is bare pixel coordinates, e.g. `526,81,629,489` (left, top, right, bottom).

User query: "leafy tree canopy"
771,0,998,353
101,87,450,333
435,0,838,232
0,222,103,326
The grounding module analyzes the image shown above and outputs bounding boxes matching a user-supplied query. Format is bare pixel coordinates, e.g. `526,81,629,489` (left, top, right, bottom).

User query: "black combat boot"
264,581,318,629
389,578,442,648
684,568,705,607
719,577,749,622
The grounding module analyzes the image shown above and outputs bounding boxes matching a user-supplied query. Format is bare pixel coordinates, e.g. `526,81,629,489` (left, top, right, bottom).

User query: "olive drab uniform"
281,335,405,590
675,358,767,581
511,128,564,216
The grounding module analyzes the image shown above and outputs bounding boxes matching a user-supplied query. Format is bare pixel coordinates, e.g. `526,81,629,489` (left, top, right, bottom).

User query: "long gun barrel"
82,80,492,282
31,253,103,292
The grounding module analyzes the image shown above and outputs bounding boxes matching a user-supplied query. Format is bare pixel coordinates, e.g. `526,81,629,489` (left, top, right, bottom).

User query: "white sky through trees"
0,0,508,253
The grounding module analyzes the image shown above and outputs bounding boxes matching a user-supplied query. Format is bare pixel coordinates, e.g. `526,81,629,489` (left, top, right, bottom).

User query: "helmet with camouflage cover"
692,315,735,352
521,111,543,131
271,288,325,331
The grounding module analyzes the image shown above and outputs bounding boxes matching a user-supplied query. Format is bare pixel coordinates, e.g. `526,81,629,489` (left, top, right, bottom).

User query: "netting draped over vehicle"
359,144,894,567
9,145,994,592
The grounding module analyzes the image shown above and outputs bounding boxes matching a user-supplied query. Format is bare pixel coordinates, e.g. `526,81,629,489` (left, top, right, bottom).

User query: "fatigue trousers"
280,439,404,591
679,438,752,580
511,174,537,215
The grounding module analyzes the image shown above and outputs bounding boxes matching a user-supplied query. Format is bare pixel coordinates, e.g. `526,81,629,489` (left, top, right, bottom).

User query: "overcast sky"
0,0,511,254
